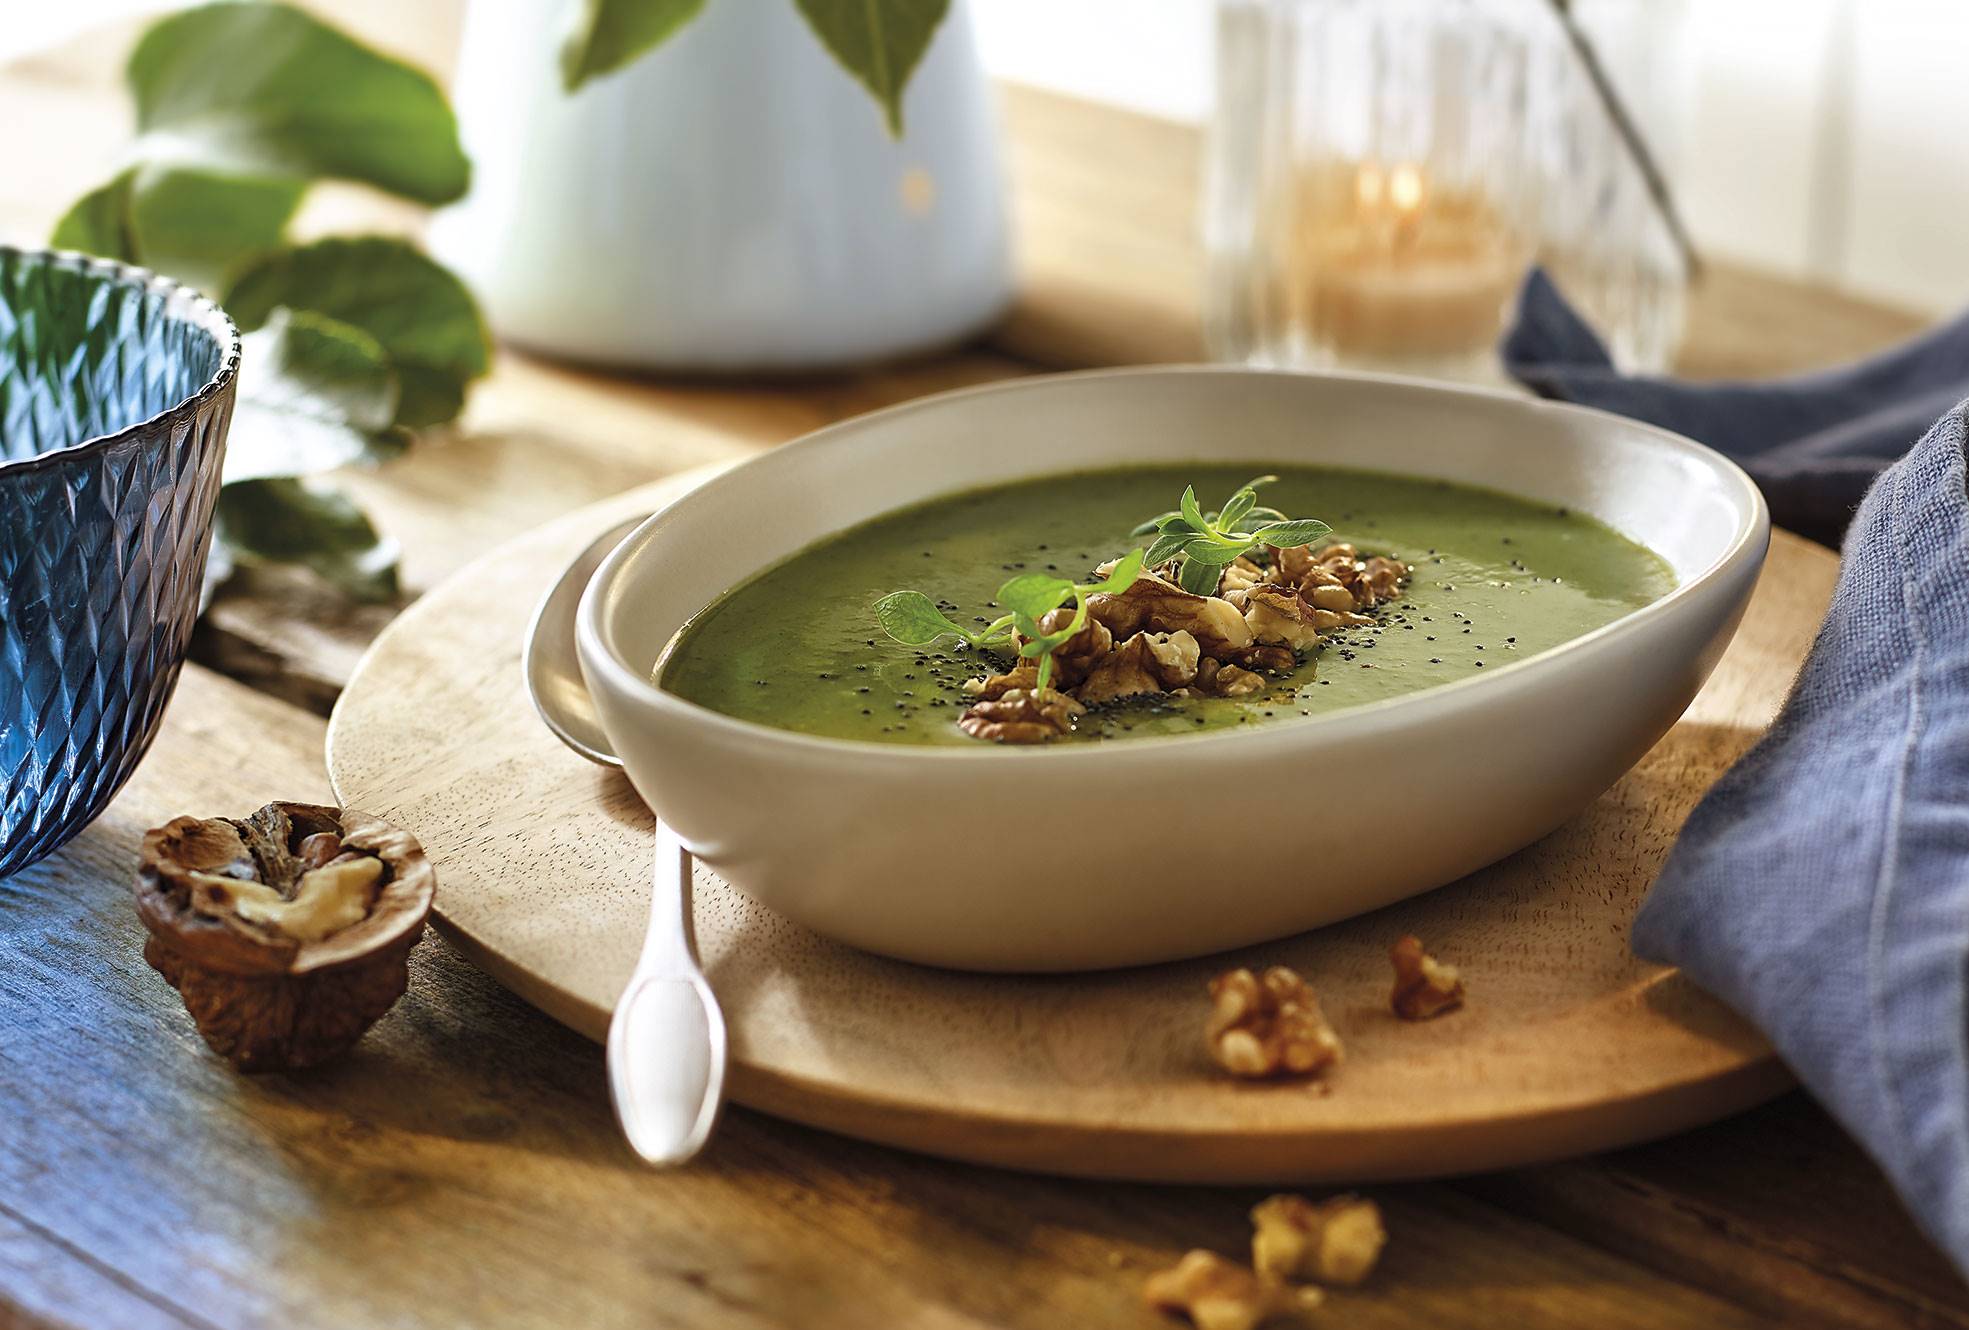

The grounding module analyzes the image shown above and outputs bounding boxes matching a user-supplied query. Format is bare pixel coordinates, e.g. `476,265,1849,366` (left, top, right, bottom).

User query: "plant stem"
1545,0,1703,280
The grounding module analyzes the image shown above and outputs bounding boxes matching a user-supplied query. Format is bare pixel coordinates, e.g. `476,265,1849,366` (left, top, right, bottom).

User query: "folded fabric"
1502,267,1969,546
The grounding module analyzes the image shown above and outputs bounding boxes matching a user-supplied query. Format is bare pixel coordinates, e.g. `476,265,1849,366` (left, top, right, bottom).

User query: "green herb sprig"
1131,475,1333,595
874,548,1146,692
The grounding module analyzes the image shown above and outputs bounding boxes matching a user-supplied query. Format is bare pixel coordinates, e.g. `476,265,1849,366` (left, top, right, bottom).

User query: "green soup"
658,464,1675,746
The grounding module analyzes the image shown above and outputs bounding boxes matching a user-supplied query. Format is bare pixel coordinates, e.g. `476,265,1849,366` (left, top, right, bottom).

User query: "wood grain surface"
3,3,1965,1327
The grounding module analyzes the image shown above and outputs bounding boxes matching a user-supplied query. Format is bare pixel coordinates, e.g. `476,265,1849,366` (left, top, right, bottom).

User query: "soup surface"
659,464,1675,746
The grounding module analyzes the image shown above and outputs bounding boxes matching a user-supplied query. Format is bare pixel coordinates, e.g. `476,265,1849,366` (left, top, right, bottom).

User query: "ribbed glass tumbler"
0,248,238,877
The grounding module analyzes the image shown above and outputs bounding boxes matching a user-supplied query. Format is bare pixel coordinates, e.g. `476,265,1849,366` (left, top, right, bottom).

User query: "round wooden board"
326,469,1838,1184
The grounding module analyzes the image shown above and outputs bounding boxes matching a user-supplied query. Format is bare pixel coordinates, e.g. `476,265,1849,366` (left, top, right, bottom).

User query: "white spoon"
522,514,726,1166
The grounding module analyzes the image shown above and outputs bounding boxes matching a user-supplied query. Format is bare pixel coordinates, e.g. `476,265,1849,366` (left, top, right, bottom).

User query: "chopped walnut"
1034,607,1115,689
1389,935,1465,1020
957,687,1084,744
1360,555,1406,604
1086,569,1255,659
1207,966,1343,1078
1235,585,1321,651
1078,631,1201,704
1217,555,1269,595
1251,1194,1387,1287
1195,657,1266,698
1143,1250,1322,1330
962,661,1040,701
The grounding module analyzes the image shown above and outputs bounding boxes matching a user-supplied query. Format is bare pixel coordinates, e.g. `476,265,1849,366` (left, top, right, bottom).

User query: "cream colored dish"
577,367,1767,971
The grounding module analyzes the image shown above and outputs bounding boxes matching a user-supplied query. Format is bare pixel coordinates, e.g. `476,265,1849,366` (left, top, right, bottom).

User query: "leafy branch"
1131,476,1332,595
875,549,1146,692
51,1,487,603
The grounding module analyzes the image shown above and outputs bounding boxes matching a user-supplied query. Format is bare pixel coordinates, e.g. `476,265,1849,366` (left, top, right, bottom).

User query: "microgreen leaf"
1219,487,1259,532
1143,531,1193,567
1178,485,1208,533
1178,556,1224,595
1251,518,1334,549
1084,547,1145,595
873,591,970,646
1130,510,1179,537
1182,541,1250,567
997,573,1075,621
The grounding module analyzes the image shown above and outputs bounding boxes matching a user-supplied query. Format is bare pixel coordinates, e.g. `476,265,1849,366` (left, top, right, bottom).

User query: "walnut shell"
134,802,434,1072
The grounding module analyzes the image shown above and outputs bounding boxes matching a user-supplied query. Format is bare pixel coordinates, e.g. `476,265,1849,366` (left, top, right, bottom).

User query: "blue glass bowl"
0,247,239,877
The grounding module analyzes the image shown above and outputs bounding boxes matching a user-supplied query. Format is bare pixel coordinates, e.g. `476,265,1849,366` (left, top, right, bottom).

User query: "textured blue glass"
0,248,239,876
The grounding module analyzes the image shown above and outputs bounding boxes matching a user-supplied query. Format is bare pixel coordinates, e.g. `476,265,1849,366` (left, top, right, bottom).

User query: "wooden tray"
326,471,1837,1183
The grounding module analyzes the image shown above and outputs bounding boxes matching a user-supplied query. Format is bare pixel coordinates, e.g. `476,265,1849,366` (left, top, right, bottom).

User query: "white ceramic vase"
430,0,1014,371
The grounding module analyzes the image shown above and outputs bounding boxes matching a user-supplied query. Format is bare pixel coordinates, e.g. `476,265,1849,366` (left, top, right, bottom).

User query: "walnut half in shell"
134,802,434,1072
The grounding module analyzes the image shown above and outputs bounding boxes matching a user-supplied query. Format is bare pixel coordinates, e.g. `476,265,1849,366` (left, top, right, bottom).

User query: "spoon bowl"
523,515,646,768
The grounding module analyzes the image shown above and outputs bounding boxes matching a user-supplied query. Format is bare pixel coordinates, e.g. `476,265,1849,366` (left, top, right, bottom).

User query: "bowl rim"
0,245,243,480
579,363,1771,765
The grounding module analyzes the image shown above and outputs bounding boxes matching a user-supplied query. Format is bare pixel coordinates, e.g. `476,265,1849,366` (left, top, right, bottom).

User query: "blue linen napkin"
1504,267,1969,546
1505,273,1969,1275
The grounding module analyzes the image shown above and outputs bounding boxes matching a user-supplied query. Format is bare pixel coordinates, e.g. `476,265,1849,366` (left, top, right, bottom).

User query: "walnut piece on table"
1206,966,1343,1078
1143,1250,1322,1330
1251,1194,1387,1287
1390,934,1465,1020
134,801,434,1071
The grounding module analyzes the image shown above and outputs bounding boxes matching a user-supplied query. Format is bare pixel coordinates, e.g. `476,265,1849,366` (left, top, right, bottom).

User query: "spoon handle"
606,823,726,1166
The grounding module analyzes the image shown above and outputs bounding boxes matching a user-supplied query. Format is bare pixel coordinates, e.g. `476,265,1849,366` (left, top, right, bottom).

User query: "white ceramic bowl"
578,367,1768,971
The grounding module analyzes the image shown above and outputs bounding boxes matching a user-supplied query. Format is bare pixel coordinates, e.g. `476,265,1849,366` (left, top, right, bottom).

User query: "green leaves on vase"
792,0,951,136
52,2,484,604
560,0,708,91
126,1,469,205
559,0,951,136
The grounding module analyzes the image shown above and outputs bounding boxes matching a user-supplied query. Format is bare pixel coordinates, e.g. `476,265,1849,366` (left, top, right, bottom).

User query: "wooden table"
3,8,1964,1329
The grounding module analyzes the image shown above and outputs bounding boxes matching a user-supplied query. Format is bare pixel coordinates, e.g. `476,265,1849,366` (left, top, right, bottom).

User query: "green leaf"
791,0,951,136
1251,518,1334,549
227,308,406,483
55,166,303,294
1178,554,1225,595
560,0,708,90
1178,485,1209,534
127,1,468,205
1218,486,1259,533
224,237,490,427
1142,531,1193,567
215,477,400,602
1130,510,1179,537
51,175,138,261
1084,547,1145,595
1182,540,1250,567
996,572,1074,621
873,590,967,646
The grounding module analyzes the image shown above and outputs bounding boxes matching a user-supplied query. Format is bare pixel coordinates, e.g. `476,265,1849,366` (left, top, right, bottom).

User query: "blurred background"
11,0,1964,313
